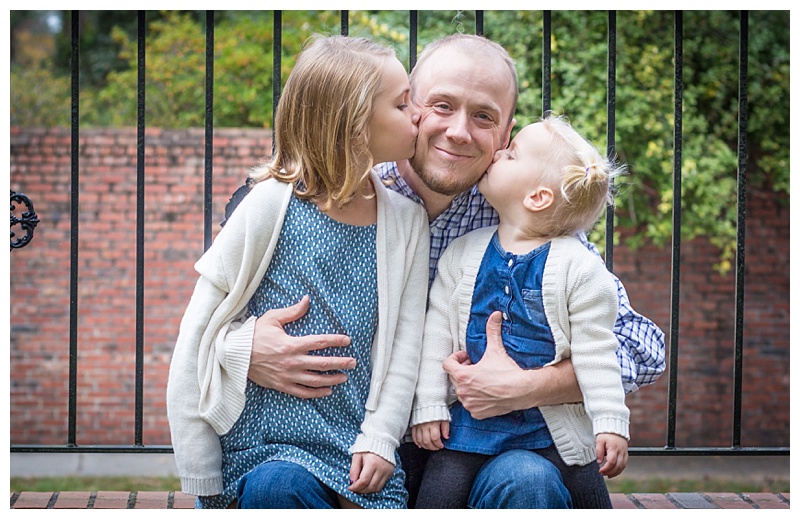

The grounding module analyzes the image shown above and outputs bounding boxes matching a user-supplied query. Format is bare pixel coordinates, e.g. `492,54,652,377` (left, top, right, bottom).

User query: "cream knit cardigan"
166,172,430,496
411,227,629,466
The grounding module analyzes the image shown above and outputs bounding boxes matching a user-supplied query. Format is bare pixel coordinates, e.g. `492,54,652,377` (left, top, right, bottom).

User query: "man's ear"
523,186,554,213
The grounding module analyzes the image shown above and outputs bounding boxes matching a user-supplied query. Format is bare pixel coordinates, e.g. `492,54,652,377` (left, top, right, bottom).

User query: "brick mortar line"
664,493,684,508
626,494,647,509
738,493,758,509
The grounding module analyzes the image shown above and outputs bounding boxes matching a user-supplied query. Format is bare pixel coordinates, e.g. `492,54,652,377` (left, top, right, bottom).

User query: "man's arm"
442,311,582,420
220,296,357,398
217,182,357,398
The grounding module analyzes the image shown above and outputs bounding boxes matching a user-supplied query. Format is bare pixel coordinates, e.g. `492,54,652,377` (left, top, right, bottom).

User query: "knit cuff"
201,316,255,434
593,416,630,441
181,474,224,497
217,315,255,382
410,404,451,427
350,434,397,466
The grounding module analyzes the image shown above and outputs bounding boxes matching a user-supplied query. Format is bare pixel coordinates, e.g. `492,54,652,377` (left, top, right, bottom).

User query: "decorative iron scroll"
10,190,40,250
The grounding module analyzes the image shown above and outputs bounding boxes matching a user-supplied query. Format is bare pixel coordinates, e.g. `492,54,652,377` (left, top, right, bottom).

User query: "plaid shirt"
377,162,665,392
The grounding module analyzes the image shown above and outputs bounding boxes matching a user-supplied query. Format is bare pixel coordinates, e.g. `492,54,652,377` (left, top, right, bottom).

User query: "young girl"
411,115,629,509
166,35,430,509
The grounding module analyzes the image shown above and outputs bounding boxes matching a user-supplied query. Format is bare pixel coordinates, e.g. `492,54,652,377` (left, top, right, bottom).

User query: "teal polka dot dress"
198,195,408,509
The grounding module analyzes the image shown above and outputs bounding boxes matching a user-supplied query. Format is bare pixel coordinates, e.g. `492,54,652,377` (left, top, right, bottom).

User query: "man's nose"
445,111,471,143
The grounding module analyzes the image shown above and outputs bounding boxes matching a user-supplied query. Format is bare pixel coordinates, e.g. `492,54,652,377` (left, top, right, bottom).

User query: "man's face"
409,46,516,197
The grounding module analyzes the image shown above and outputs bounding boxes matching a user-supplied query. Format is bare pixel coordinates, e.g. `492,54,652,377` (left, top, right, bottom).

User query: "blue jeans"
469,449,572,509
235,461,340,508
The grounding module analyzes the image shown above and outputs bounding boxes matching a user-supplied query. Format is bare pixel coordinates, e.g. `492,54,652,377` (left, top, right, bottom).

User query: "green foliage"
483,10,789,271
10,65,71,127
9,10,789,267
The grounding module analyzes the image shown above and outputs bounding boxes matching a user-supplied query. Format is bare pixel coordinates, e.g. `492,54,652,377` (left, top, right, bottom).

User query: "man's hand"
411,421,450,451
247,295,355,398
596,433,629,478
348,452,394,494
442,311,583,419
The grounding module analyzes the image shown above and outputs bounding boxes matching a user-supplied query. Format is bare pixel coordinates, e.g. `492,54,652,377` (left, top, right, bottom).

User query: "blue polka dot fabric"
198,195,407,509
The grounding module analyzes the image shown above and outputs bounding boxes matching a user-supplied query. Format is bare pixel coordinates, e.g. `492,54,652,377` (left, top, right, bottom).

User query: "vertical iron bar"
272,11,282,155
476,10,483,35
542,11,551,115
204,12,214,251
340,10,348,35
134,10,146,447
68,9,80,448
732,10,749,449
666,10,684,450
409,11,418,71
605,11,617,271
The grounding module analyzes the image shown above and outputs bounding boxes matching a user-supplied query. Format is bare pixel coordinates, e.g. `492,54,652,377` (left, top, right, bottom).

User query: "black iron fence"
10,10,788,459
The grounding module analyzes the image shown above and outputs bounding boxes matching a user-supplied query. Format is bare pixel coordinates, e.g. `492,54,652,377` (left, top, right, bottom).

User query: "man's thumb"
271,295,310,325
485,311,504,351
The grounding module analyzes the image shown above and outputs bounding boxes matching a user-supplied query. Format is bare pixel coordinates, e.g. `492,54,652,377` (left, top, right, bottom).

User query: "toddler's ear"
523,186,554,213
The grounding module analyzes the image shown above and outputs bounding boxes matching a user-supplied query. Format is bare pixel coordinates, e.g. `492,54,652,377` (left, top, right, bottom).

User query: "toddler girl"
411,115,629,509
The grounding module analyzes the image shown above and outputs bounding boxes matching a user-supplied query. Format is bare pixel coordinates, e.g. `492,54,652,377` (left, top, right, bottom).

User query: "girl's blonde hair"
538,114,626,236
250,35,395,210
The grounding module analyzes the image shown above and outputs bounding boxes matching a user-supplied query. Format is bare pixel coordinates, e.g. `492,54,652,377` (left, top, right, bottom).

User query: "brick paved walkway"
9,491,790,509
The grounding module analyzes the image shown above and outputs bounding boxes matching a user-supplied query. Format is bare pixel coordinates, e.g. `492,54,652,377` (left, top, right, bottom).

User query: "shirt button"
508,259,514,267
504,286,510,295
502,312,509,321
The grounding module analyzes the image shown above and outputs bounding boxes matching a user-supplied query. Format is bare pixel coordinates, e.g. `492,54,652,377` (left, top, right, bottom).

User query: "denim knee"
237,461,338,509
469,450,572,509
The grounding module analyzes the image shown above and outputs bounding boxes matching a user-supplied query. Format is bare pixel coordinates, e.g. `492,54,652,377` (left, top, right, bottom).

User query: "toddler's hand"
411,420,450,450
596,433,629,478
348,452,394,494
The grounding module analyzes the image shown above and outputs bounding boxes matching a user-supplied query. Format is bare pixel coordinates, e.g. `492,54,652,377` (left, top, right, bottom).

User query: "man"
221,34,666,508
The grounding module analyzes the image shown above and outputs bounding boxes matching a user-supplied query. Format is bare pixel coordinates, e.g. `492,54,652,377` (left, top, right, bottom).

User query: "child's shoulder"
378,179,428,225
444,226,497,259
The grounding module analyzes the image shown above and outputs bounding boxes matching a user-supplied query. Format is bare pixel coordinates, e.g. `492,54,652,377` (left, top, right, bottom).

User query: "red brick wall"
9,127,789,449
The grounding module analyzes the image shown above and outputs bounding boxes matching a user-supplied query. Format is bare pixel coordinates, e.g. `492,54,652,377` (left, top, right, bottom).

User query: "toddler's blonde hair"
537,115,626,236
250,35,395,210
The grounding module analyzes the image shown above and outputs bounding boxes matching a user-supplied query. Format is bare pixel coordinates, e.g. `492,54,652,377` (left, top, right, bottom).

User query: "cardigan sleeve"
562,244,630,440
166,179,290,495
351,201,430,463
411,227,495,426
576,233,666,393
166,275,227,496
410,245,458,426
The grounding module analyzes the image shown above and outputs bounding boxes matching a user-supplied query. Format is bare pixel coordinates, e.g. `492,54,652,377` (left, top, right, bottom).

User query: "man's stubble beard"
409,154,483,197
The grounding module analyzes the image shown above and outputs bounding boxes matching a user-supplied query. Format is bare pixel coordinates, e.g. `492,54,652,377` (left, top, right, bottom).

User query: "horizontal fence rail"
9,9,788,459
